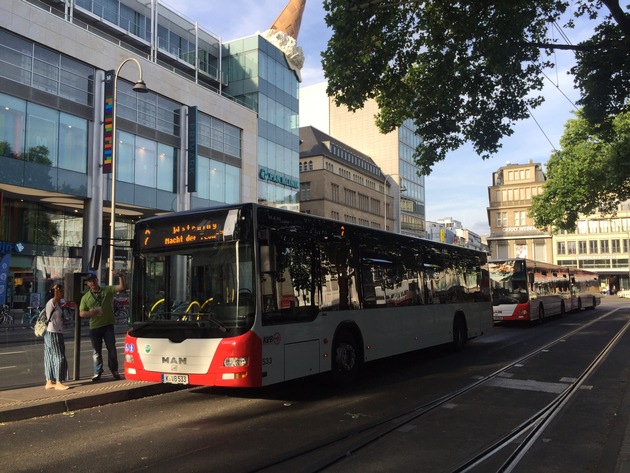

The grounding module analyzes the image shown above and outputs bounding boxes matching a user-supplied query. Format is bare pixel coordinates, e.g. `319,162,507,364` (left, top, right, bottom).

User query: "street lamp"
108,58,148,284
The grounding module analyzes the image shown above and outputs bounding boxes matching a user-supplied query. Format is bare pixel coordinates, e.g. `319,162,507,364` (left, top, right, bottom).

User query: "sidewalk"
0,375,186,423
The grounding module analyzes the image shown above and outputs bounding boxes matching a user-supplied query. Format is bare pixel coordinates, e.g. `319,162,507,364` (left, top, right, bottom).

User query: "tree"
530,109,630,231
321,0,630,176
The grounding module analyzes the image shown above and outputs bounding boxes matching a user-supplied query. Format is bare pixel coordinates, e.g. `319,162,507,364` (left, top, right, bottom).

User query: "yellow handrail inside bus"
200,297,214,312
181,301,201,321
148,298,165,318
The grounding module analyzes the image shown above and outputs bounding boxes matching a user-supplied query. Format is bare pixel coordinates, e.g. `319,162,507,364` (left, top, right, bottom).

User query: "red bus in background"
489,259,601,323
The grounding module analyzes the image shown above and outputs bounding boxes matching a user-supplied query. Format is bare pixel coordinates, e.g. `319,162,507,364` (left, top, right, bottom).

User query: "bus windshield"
488,260,529,305
130,209,256,338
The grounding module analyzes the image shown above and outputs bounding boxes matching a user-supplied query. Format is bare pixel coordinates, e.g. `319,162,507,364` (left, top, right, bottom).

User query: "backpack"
33,308,49,337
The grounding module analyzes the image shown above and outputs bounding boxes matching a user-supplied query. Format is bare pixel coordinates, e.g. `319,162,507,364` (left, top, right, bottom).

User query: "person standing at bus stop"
79,271,126,382
44,284,70,390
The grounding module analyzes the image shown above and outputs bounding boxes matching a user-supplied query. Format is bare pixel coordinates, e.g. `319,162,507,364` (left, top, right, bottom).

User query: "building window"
496,242,509,259
567,241,577,255
196,156,240,203
557,241,566,255
344,189,356,207
496,212,507,227
331,210,339,220
533,242,547,262
612,239,621,253
331,183,339,202
358,193,369,211
589,240,598,254
370,197,381,216
600,239,609,253
300,182,311,201
578,241,587,254
0,30,95,106
588,220,599,233
514,211,525,226
197,113,241,157
577,220,587,234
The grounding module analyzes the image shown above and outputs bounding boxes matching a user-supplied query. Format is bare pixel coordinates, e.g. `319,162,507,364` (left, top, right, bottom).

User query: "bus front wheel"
330,330,360,387
452,315,468,351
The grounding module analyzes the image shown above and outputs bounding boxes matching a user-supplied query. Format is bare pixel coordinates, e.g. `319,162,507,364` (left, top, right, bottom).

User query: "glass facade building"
0,0,299,388
224,36,300,211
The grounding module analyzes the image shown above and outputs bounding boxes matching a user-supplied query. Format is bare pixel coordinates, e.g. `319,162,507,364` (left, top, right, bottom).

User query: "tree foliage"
321,0,630,176
530,109,630,230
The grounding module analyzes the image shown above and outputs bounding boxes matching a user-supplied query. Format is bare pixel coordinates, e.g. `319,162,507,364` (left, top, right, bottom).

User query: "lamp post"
108,58,148,284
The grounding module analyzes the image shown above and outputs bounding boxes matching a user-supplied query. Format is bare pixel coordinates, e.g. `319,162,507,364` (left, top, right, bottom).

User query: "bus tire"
330,329,361,387
537,304,545,323
452,314,468,351
560,301,566,317
589,296,597,310
577,297,582,310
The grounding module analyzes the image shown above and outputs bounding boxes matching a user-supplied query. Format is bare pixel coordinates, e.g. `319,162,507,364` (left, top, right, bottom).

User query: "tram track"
251,306,629,473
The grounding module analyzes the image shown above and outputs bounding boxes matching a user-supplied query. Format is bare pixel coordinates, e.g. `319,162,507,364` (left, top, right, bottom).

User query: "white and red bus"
489,259,601,323
124,203,493,388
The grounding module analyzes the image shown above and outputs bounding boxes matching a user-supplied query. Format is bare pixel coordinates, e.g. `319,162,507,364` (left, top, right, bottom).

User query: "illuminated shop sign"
0,241,25,255
258,168,299,189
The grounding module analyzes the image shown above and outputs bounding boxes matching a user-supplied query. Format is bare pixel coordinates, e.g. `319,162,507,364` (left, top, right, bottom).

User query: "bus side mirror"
260,245,276,273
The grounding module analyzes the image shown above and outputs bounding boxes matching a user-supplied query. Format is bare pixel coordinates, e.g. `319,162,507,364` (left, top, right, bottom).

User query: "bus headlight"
224,356,248,367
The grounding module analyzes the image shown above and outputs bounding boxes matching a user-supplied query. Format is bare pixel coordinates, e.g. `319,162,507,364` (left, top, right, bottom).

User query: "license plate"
161,374,189,384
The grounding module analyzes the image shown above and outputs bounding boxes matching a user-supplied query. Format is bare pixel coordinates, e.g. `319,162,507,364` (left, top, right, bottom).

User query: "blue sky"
165,0,594,236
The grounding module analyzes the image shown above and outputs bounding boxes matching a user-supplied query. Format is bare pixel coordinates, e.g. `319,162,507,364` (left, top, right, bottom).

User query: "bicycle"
23,305,42,330
114,300,129,325
0,304,14,331
60,301,76,327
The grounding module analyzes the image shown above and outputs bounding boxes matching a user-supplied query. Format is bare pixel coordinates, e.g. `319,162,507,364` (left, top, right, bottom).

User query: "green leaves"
530,109,630,231
322,0,629,178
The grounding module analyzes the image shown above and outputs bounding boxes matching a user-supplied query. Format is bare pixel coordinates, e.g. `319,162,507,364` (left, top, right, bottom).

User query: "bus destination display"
140,212,238,250
140,222,220,249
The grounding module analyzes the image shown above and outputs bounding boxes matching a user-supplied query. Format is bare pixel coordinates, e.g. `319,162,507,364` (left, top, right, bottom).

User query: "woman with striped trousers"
44,285,70,390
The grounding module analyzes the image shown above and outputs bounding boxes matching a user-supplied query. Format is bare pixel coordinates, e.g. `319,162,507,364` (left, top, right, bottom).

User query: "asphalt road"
0,297,628,473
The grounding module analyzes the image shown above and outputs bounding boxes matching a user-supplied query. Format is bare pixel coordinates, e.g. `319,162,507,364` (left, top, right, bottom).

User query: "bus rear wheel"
330,330,360,387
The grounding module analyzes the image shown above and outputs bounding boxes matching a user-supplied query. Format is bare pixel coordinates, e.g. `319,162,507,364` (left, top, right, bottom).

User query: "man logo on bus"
262,333,281,345
145,345,151,354
162,357,187,365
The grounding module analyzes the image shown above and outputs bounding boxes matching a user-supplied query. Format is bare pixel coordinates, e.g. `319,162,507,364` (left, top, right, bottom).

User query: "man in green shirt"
79,271,126,381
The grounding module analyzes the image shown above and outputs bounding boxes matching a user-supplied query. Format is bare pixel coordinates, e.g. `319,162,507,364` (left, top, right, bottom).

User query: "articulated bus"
489,259,601,323
124,203,493,388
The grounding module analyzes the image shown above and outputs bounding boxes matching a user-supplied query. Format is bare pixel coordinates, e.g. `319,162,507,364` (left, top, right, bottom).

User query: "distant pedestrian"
79,271,126,382
44,284,70,390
